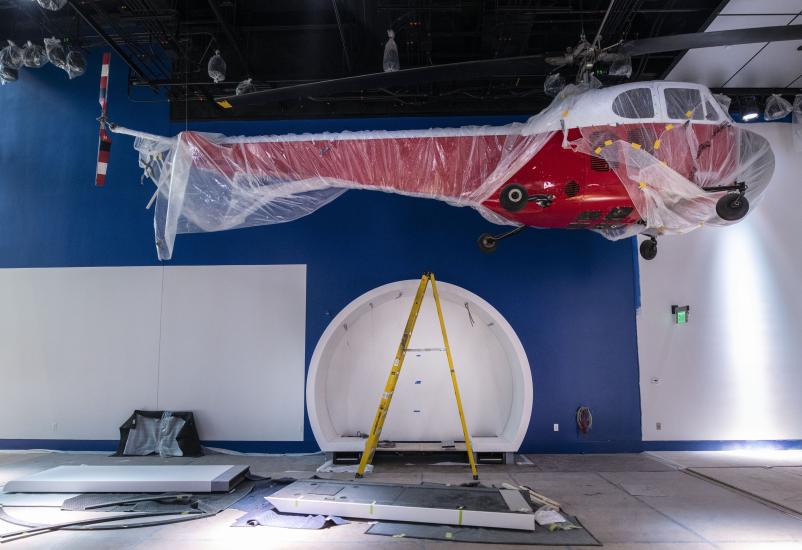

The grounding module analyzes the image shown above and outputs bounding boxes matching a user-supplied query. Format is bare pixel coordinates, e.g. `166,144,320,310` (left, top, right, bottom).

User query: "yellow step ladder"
355,272,479,480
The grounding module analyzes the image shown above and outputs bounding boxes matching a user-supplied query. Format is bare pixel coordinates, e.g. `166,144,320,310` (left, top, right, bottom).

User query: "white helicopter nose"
711,127,775,223
738,128,775,203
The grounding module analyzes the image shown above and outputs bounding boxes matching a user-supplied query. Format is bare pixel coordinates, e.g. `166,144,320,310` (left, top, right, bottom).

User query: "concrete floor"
2,450,802,549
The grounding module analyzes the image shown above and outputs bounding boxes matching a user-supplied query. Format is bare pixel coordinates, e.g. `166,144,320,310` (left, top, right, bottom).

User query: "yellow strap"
630,142,641,150
458,507,464,525
603,139,613,146
653,139,661,150
217,100,233,109
594,146,602,154
665,123,674,130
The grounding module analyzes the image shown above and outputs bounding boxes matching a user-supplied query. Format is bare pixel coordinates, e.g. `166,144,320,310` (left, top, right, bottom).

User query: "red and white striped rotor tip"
95,52,111,187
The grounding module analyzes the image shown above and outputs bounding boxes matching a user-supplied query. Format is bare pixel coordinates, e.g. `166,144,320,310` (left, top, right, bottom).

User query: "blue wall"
0,52,643,453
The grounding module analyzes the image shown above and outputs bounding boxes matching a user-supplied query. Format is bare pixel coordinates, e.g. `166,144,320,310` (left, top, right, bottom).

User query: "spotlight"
739,96,760,122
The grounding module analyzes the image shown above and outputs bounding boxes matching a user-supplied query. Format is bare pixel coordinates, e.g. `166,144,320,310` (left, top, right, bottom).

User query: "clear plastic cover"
383,30,400,72
543,73,565,97
122,411,185,457
119,83,775,260
608,54,632,78
64,49,87,79
793,95,802,152
36,0,67,10
208,50,226,83
764,94,792,121
0,41,22,70
22,41,48,68
235,77,255,95
573,85,773,239
713,93,732,114
0,65,17,83
44,37,66,70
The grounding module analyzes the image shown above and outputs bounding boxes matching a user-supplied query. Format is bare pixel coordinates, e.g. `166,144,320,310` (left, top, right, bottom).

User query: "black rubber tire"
639,239,657,261
716,193,750,221
477,233,497,254
499,184,528,212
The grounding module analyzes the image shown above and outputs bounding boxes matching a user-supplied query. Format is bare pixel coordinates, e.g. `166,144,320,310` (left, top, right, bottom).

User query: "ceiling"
667,0,802,89
2,0,728,119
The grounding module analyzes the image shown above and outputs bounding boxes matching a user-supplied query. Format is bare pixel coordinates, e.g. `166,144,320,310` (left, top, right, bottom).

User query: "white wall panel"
0,267,163,439
157,265,306,441
0,264,307,443
638,124,802,441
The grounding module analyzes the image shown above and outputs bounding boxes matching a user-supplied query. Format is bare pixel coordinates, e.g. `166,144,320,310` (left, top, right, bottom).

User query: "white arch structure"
307,279,533,453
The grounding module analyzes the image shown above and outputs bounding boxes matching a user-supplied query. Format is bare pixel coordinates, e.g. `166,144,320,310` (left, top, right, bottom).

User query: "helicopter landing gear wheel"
499,184,528,212
475,225,526,253
716,193,750,221
639,237,657,261
477,233,498,254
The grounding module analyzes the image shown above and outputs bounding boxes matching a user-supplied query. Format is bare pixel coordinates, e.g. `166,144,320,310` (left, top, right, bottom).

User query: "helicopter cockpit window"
664,88,704,120
612,88,655,119
704,100,720,121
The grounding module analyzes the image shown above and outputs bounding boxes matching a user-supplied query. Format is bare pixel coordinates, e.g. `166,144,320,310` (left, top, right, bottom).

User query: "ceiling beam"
66,0,156,90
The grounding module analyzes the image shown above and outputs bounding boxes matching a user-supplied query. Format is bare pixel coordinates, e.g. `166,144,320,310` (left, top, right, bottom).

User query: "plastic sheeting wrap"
572,85,773,239
122,83,775,260
793,95,802,152
127,120,556,260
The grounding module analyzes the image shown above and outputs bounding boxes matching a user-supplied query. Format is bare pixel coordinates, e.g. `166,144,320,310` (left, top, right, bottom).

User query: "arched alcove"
307,279,533,452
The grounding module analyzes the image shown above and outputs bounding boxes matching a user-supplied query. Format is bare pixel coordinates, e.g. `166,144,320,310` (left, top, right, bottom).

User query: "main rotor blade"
218,55,548,107
620,25,802,56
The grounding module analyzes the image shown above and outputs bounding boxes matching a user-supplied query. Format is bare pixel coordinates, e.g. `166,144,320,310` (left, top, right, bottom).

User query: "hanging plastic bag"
543,73,565,97
64,49,87,79
22,41,48,68
764,94,792,121
608,54,632,78
383,29,400,72
36,0,67,10
0,41,23,70
793,95,802,152
0,65,17,82
235,77,255,95
44,37,67,69
712,93,732,115
208,50,226,83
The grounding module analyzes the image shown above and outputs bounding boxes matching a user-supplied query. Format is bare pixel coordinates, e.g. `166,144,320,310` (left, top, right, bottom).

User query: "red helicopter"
104,22,793,261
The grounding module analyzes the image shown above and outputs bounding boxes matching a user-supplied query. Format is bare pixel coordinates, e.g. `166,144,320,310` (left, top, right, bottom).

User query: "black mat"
366,516,602,546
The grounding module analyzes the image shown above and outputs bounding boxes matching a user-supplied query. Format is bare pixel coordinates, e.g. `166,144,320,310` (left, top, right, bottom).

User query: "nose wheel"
716,193,749,221
477,226,526,253
706,181,750,222
639,236,658,260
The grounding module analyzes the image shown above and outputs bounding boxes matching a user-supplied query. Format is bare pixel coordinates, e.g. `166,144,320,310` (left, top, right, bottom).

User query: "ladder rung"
404,348,445,352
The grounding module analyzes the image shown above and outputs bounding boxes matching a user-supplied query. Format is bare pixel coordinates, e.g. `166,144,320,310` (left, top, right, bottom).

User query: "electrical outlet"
553,423,559,432
656,422,662,431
